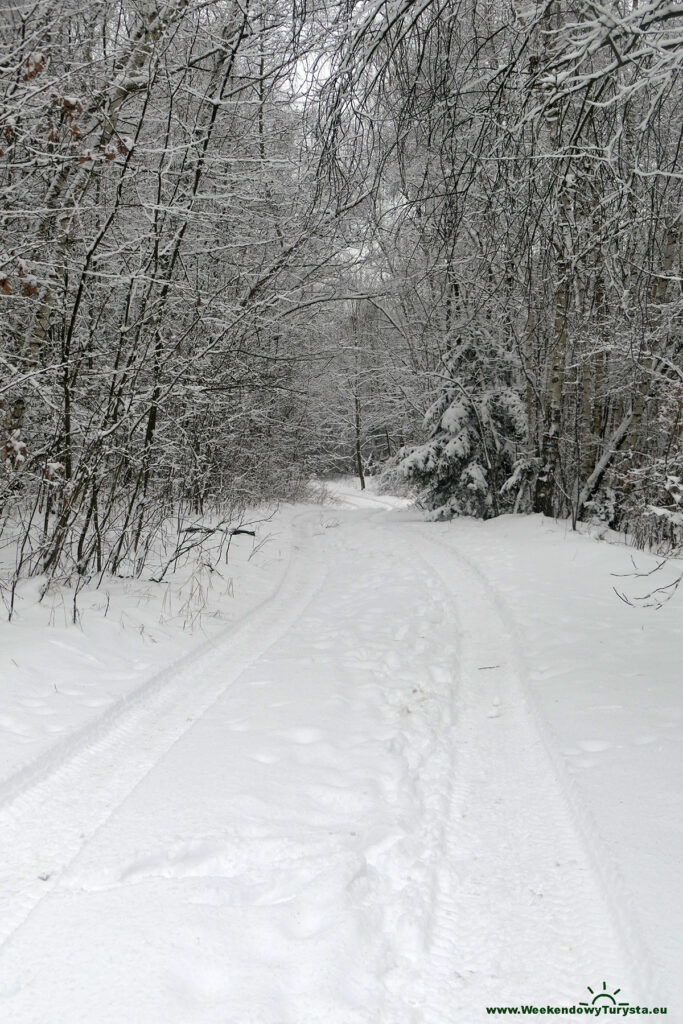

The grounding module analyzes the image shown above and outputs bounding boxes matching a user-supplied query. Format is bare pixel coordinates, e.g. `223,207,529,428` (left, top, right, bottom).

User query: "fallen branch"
181,526,255,536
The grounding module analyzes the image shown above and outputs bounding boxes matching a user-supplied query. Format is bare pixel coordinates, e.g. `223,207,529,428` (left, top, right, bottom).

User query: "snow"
440,399,468,435
0,482,680,1020
0,509,298,791
437,513,682,1006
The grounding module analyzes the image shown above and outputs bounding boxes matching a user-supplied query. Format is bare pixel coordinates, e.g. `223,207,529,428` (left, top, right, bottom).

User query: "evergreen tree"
396,335,527,519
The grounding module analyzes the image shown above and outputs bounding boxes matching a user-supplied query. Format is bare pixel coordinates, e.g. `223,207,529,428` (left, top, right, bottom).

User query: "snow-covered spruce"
393,342,527,519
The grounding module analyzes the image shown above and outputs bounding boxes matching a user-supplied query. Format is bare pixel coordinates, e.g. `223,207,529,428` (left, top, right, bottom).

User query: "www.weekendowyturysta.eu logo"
485,979,669,1014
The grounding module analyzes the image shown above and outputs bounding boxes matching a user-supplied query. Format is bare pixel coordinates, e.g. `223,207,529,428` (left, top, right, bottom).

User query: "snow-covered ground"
0,480,680,1021
0,507,300,791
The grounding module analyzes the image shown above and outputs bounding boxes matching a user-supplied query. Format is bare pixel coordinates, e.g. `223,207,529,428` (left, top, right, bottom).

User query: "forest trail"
0,494,647,1022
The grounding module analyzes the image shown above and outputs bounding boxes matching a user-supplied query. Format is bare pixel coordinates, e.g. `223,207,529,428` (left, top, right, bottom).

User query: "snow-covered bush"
615,462,683,553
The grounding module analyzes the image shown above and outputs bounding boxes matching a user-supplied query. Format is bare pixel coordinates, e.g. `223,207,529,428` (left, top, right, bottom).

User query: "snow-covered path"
0,497,666,1021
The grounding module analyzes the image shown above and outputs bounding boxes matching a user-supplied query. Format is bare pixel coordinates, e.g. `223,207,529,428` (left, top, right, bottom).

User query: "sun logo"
580,981,629,1008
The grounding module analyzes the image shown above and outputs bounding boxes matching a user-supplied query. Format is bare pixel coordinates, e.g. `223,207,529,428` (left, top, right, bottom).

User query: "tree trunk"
354,394,365,490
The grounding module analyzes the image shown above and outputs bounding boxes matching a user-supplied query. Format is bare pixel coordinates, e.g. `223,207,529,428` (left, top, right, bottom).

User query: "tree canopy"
1,0,681,597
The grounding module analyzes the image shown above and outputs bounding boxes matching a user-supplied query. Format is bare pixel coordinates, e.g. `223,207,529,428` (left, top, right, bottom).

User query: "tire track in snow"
0,514,301,809
0,513,330,953
391,523,647,1018
412,523,663,1010
325,484,403,513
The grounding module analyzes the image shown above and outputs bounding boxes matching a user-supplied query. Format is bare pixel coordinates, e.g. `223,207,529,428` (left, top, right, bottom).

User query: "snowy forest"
1,0,681,588
1,3,682,1019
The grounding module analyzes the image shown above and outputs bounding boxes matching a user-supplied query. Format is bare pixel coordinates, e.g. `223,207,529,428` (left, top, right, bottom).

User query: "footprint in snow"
0,714,32,735
576,738,614,753
249,749,280,764
275,727,325,744
227,719,252,732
